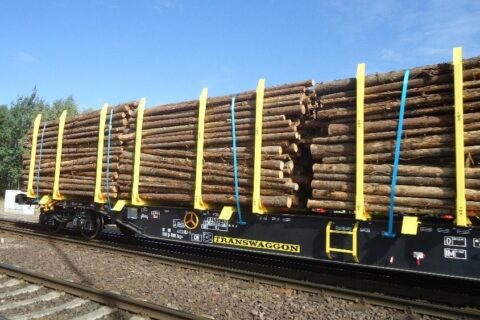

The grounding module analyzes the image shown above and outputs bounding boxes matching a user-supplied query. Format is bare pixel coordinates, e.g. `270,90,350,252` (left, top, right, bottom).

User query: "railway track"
0,262,204,320
10,219,480,306
0,218,478,319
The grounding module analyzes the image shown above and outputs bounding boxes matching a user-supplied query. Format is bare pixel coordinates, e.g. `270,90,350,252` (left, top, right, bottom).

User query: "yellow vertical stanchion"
131,98,147,206
252,79,266,214
355,63,369,221
52,110,67,200
94,104,108,204
27,114,42,198
194,88,209,210
453,47,470,226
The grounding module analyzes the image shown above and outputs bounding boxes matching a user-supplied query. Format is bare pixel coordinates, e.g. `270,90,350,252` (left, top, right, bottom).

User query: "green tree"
45,96,78,120
0,105,10,191
0,89,79,195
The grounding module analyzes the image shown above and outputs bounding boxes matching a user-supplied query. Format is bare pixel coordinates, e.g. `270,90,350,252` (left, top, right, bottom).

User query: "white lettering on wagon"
444,236,467,247
444,248,467,260
473,238,480,248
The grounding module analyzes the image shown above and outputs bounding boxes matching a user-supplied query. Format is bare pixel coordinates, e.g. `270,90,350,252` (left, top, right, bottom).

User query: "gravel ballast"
0,229,444,320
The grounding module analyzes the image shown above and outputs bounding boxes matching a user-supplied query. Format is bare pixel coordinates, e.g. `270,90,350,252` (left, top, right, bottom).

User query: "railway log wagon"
17,47,480,281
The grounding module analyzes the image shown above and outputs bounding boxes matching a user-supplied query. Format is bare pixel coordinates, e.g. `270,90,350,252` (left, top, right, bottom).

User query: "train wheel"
40,212,63,234
79,212,103,240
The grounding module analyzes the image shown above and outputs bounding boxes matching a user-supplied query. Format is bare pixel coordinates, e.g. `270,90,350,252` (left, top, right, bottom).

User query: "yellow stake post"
453,47,470,226
27,114,42,198
194,88,209,210
355,63,369,221
94,104,109,204
131,98,147,206
52,110,67,200
252,79,266,214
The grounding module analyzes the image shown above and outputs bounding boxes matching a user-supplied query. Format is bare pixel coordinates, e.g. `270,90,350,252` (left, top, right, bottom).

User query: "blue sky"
1,0,479,109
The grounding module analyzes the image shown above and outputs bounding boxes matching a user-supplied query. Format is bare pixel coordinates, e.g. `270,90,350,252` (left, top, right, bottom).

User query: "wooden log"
311,190,480,209
312,173,480,189
60,190,117,198
120,153,284,177
310,130,480,158
327,112,480,136
306,200,454,215
316,91,480,120
319,67,480,100
202,194,292,208
128,113,282,129
312,163,480,178
118,192,192,203
321,145,480,163
117,180,288,197
40,163,119,174
348,101,480,123
310,180,480,201
143,82,312,116
30,147,123,155
314,126,458,145
35,115,128,137
136,131,299,146
320,79,480,105
313,57,480,95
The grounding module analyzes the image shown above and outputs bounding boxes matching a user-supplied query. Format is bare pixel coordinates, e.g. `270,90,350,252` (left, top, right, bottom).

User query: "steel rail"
0,262,205,320
0,220,478,319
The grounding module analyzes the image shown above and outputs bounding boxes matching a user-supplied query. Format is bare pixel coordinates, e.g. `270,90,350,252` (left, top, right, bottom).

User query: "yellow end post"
27,114,42,198
453,47,470,227
355,63,369,221
94,104,108,203
52,110,67,200
131,98,147,206
252,79,266,214
194,88,209,210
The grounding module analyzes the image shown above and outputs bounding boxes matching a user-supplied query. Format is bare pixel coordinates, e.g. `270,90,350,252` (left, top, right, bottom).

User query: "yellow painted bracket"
355,64,369,221
252,79,267,214
52,110,67,200
325,221,359,263
131,98,147,206
94,104,109,204
453,47,471,227
39,195,55,212
113,200,128,212
27,114,42,198
194,88,209,210
38,195,51,206
219,206,235,220
401,216,419,235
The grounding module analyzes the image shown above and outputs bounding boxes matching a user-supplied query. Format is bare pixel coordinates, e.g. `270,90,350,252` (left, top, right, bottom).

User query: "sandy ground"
0,232,443,320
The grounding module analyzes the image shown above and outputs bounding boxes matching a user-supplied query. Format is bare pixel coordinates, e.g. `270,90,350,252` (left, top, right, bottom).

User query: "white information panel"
3,190,34,215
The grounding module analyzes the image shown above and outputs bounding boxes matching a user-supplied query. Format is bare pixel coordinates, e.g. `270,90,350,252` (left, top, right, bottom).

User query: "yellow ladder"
325,221,359,262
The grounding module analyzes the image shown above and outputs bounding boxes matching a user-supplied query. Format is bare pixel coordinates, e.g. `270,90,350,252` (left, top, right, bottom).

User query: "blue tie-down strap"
36,122,47,201
105,109,114,212
230,96,246,224
384,69,410,238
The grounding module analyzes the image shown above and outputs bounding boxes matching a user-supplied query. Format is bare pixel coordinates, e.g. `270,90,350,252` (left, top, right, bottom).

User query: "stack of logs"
117,80,316,209
307,57,480,216
22,102,138,199
21,56,480,217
